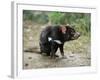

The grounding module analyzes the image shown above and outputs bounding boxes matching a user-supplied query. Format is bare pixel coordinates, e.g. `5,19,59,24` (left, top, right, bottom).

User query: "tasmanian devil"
39,25,80,59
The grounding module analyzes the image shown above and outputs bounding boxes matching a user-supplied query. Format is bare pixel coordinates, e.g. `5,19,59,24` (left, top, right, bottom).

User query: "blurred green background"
23,10,91,35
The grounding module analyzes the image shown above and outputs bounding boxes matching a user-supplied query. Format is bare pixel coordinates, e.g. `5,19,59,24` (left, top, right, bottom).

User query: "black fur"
39,25,80,58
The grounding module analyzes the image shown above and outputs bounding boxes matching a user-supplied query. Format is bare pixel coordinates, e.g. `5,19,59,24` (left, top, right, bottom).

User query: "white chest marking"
48,37,62,44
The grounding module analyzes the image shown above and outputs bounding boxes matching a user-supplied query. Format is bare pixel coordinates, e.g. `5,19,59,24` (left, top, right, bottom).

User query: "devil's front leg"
59,44,67,59
50,42,58,59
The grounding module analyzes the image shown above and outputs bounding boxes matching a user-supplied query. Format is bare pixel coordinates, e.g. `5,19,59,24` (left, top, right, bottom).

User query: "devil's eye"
71,31,75,35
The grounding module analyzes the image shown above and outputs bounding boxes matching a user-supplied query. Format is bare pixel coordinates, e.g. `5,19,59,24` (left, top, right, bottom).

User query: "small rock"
28,57,32,59
69,54,74,57
25,63,29,67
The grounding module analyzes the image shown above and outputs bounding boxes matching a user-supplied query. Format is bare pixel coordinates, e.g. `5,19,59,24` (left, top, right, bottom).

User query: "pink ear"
61,26,67,34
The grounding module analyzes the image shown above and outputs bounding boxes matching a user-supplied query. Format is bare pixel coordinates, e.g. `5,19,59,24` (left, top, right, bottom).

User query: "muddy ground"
23,21,91,69
23,44,91,69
